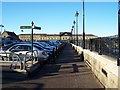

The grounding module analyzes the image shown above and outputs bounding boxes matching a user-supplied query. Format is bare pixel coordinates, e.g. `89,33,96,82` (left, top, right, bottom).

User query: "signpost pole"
75,11,79,46
20,22,41,65
31,21,34,65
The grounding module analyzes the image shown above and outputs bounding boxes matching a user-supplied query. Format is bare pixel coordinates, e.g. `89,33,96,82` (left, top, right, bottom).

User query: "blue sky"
1,1,118,37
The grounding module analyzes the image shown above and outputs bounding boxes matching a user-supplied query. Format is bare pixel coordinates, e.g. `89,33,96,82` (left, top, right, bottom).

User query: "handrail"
0,50,42,77
0,50,39,70
10,50,38,70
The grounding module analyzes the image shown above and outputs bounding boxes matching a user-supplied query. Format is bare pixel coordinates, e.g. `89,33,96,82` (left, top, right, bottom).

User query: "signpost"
20,21,41,64
34,26,41,30
20,25,41,30
20,26,32,29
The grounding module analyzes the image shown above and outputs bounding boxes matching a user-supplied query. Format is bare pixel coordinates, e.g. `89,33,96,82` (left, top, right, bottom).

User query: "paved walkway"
2,43,104,89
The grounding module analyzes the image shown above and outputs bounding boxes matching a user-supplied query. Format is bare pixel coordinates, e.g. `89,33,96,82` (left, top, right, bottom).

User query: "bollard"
80,52,84,61
117,58,120,66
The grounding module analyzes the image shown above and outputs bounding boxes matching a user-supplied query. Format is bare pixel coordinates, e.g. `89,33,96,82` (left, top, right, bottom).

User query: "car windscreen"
9,45,32,51
34,45,43,50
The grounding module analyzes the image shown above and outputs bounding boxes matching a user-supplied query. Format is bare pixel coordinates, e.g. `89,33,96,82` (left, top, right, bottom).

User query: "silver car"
0,44,49,61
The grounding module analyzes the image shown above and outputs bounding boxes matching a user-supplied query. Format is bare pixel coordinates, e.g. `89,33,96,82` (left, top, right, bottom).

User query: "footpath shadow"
2,70,28,84
29,64,61,79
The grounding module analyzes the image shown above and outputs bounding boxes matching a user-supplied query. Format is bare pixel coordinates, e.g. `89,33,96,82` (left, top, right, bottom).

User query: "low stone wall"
71,44,120,89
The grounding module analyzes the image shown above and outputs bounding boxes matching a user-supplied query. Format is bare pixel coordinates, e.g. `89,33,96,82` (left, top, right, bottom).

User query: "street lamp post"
72,26,74,43
118,0,120,66
83,0,85,49
73,21,76,44
75,11,79,46
71,28,73,43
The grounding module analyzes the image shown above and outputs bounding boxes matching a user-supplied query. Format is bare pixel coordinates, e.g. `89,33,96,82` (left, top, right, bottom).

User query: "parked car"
34,41,56,52
49,40,62,47
39,41,56,49
33,43,53,57
0,44,49,61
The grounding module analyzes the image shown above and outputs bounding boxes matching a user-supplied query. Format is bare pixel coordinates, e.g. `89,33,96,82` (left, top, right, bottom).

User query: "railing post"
19,53,24,70
23,54,26,70
90,39,92,51
98,37,102,55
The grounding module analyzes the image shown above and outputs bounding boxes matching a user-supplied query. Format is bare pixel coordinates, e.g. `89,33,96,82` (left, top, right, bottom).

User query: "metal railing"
78,36,119,59
0,50,39,70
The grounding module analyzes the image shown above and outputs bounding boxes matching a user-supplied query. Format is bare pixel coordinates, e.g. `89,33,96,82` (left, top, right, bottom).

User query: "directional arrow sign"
34,26,41,30
20,26,32,29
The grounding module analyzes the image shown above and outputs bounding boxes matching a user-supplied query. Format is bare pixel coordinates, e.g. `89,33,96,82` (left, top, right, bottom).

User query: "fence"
73,36,119,59
0,50,39,70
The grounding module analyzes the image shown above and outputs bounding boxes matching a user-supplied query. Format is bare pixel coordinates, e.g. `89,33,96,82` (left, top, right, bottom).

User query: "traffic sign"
34,26,41,30
20,26,32,29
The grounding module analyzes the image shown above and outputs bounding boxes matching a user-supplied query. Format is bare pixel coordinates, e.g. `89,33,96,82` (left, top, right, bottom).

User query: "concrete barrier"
71,44,120,89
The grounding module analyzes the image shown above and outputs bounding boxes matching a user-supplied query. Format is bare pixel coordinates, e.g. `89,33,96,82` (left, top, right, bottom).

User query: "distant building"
18,33,97,41
1,31,19,40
